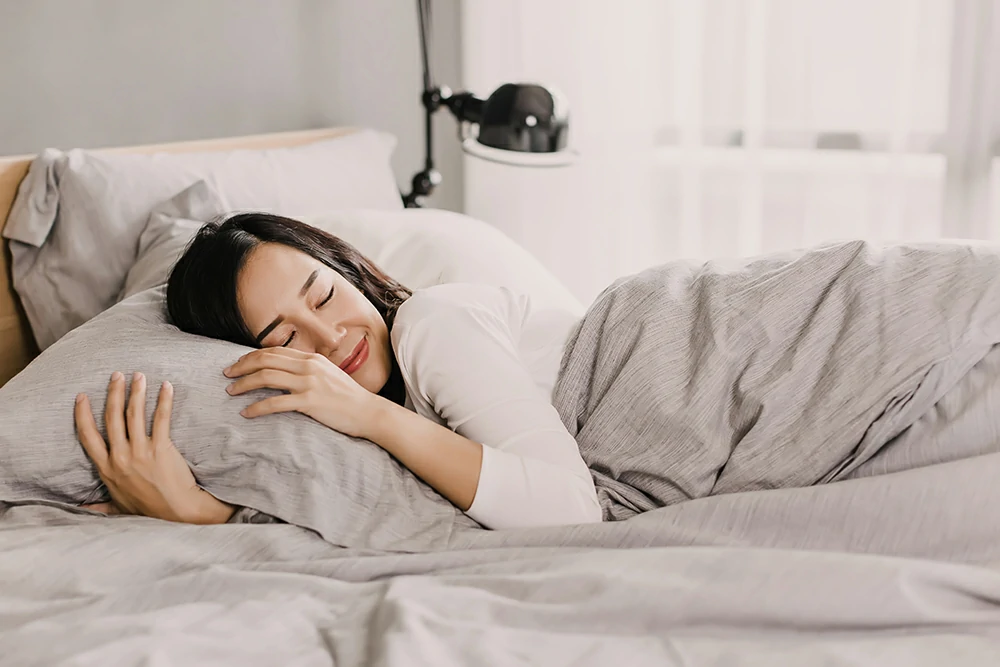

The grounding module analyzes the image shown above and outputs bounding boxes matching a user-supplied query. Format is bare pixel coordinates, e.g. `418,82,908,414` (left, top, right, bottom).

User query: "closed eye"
318,285,335,308
281,286,333,347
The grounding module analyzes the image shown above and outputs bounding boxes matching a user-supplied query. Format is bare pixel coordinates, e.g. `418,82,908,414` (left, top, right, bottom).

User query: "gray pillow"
119,180,225,301
0,287,476,550
3,129,403,351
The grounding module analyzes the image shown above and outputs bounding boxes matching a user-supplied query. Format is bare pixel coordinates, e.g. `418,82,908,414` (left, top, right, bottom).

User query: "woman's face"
236,243,392,394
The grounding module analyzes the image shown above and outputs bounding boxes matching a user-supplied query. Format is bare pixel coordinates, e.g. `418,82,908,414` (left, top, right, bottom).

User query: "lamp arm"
443,91,484,125
401,0,489,208
403,0,441,208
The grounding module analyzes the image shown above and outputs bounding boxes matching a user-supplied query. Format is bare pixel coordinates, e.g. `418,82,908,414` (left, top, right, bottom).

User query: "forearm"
365,398,483,511
181,489,237,525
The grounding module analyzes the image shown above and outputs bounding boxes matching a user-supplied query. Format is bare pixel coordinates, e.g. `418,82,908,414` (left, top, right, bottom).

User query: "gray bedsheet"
3,502,1000,666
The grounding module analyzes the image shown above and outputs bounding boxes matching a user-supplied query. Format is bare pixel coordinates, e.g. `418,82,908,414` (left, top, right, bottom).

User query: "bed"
3,129,1000,666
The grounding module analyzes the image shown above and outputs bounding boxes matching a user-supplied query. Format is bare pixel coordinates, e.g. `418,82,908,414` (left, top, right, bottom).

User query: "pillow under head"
0,287,475,550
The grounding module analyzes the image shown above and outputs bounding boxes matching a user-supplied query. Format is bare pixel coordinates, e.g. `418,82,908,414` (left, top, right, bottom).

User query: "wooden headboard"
0,127,354,387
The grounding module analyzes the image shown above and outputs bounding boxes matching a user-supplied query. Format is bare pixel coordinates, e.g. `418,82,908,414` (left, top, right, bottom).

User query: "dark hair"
166,212,412,406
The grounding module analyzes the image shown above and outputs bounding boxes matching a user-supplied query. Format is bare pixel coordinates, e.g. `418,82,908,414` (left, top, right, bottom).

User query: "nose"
312,319,347,358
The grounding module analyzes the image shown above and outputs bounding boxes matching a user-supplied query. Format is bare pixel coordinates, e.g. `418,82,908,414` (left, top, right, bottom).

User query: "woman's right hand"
75,371,234,524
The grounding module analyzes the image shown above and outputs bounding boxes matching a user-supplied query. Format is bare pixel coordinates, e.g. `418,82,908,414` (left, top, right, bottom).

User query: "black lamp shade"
476,83,569,154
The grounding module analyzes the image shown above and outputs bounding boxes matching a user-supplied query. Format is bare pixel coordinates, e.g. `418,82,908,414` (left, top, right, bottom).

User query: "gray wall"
0,0,463,211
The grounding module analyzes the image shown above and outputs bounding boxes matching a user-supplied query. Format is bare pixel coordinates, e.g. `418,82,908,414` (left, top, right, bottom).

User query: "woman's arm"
389,287,604,529
364,399,483,512
362,399,603,529
76,371,238,525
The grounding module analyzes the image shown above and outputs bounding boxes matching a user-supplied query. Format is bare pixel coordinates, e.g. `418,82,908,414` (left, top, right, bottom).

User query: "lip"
339,336,368,375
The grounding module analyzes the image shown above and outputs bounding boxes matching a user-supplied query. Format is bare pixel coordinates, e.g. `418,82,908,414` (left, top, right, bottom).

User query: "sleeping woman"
73,213,603,529
78,212,1000,529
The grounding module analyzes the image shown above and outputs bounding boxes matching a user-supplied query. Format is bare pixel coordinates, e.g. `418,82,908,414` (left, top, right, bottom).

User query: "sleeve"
392,288,603,530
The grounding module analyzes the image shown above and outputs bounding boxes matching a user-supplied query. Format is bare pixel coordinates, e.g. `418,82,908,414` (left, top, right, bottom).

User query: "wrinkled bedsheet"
4,501,1000,666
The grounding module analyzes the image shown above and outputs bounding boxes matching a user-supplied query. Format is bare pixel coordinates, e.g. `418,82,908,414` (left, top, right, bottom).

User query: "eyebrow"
254,269,319,344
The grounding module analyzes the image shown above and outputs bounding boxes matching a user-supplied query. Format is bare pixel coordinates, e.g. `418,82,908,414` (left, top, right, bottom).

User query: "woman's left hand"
224,348,384,439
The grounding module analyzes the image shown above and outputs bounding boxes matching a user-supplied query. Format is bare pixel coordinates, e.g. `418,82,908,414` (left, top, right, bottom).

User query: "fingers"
104,372,128,455
126,372,148,451
241,393,301,419
75,393,109,470
224,348,311,379
226,369,308,396
152,381,174,443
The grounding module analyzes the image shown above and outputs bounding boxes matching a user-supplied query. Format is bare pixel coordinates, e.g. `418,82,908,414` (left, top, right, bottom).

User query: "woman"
74,213,603,530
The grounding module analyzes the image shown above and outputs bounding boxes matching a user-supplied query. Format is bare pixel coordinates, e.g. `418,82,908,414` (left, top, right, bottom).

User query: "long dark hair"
166,212,412,406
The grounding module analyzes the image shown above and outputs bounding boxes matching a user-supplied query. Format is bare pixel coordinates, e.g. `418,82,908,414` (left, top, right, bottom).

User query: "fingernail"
111,371,122,382
163,381,172,391
75,393,84,404
225,384,234,394
222,367,231,377
239,409,248,418
133,372,144,383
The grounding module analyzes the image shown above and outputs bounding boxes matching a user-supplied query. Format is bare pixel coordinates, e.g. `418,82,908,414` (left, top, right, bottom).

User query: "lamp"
402,0,576,208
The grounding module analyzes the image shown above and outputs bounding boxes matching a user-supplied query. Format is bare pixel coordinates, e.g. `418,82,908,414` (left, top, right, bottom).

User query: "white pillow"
125,206,584,318
300,209,586,315
3,129,402,350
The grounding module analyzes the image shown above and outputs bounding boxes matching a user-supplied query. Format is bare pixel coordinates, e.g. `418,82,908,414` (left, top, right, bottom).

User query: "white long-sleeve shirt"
391,283,603,530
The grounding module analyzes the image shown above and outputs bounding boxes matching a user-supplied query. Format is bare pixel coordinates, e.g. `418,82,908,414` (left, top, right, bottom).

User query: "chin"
356,364,388,395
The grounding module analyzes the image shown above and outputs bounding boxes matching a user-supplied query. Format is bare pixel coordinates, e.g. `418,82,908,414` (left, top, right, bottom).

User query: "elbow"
543,479,603,527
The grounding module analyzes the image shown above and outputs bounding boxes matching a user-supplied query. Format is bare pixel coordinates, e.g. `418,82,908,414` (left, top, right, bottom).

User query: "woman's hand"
224,348,384,439
75,371,234,524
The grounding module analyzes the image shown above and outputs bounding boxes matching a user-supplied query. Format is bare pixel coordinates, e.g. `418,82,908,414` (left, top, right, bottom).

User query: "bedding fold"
551,240,1000,520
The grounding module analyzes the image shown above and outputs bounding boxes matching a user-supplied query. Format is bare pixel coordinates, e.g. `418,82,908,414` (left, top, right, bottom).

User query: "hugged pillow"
0,287,476,550
3,129,403,351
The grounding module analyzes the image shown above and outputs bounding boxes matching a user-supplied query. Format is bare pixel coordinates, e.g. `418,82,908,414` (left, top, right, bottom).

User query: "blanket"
551,240,1000,519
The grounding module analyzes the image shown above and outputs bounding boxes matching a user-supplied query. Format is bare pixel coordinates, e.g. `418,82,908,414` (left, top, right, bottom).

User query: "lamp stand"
402,0,485,208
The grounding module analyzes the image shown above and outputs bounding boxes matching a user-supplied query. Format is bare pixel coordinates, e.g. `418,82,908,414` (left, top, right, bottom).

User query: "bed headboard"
0,127,355,387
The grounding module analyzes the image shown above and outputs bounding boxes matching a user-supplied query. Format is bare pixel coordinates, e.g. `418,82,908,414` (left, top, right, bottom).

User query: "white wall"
0,0,463,211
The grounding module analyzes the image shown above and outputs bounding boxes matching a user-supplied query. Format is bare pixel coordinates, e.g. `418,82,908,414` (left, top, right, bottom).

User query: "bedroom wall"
0,0,463,211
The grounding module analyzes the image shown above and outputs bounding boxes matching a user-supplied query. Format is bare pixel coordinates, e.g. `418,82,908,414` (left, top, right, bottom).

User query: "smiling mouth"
338,336,368,373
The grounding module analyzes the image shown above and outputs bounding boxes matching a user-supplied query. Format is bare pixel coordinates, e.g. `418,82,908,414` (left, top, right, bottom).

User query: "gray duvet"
552,239,1000,519
8,239,1000,664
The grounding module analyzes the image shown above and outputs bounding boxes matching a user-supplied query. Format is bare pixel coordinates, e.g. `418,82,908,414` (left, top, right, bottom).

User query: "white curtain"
461,0,1000,305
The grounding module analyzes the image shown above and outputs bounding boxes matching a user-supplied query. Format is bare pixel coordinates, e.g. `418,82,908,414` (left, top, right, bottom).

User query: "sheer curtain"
461,0,1000,305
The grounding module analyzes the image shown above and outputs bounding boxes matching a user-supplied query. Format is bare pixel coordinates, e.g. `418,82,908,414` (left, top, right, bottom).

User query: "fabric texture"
6,495,1000,665
120,180,227,301
392,283,601,529
0,287,477,550
2,129,402,350
551,239,1000,520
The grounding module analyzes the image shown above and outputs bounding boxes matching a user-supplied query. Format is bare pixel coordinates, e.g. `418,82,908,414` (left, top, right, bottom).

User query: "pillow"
2,129,403,351
0,287,476,550
302,209,587,316
125,207,586,318
120,180,226,301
